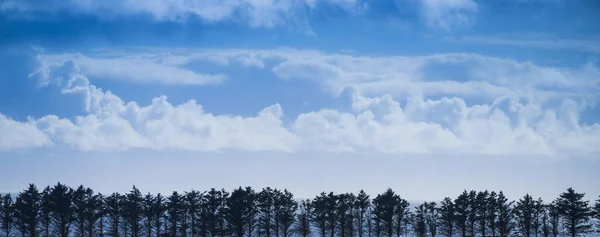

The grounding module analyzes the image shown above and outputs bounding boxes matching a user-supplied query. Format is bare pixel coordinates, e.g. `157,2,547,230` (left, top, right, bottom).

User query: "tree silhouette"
185,190,203,237
257,187,275,237
225,187,255,237
454,191,469,237
14,184,40,237
274,189,296,237
532,198,544,237
438,197,455,237
393,196,409,237
475,190,489,237
1,194,16,237
123,186,144,237
105,193,121,237
2,184,598,237
293,199,311,237
547,201,560,237
486,191,498,237
50,183,75,237
355,190,370,237
514,194,536,237
412,203,427,237
336,193,353,237
371,188,397,237
311,192,329,237
424,202,438,237
467,191,477,237
39,187,51,237
556,188,592,237
167,191,184,237
496,191,514,237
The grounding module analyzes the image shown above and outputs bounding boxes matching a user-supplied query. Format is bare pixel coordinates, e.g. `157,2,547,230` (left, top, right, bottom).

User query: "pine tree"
467,190,477,237
541,205,550,237
123,186,144,237
105,193,121,237
355,190,370,237
454,191,469,237
143,193,156,237
514,194,536,237
547,201,560,237
372,189,397,237
274,189,296,237
39,187,52,237
245,187,258,237
49,183,75,237
257,187,275,237
556,188,592,237
486,191,498,237
14,184,41,237
336,193,353,237
323,192,337,237
412,203,427,237
184,190,203,237
167,191,184,237
311,192,329,237
293,199,311,237
532,198,544,237
393,197,409,237
1,194,16,237
152,193,167,237
496,192,513,237
225,187,252,237
475,190,490,237
439,197,455,237
425,202,438,237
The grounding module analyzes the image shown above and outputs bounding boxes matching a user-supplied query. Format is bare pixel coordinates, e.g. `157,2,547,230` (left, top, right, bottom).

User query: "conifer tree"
496,192,513,237
274,189,296,237
439,197,455,237
547,201,560,237
1,194,16,237
105,193,121,237
14,184,41,237
49,183,75,237
123,186,144,237
594,196,600,234
425,202,438,237
39,187,52,237
311,192,329,237
293,199,311,237
412,203,427,237
257,187,275,237
372,189,398,237
515,194,536,237
475,190,490,237
486,191,498,237
393,197,409,237
355,190,370,237
167,191,184,237
556,188,592,237
454,191,469,237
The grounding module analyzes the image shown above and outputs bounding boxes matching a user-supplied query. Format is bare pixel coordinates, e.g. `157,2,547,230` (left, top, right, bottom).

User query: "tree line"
0,184,598,237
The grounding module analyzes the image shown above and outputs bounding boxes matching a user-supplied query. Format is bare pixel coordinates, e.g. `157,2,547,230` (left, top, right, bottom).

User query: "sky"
0,0,599,202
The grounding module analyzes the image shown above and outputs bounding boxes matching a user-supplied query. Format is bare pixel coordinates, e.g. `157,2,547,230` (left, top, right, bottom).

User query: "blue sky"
0,0,599,201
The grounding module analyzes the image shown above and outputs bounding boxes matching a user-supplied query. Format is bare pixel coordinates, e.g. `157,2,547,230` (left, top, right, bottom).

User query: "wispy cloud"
448,35,600,54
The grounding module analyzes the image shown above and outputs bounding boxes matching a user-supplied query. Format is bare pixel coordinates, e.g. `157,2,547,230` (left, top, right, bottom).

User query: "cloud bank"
1,47,599,159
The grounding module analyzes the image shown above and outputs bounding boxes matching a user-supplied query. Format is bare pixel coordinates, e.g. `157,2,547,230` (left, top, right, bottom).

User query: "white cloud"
420,0,478,29
0,114,52,151
3,47,599,159
0,0,365,28
32,52,226,85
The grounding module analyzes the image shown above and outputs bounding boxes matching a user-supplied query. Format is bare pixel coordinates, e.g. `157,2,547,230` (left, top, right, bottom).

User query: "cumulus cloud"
2,47,599,159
